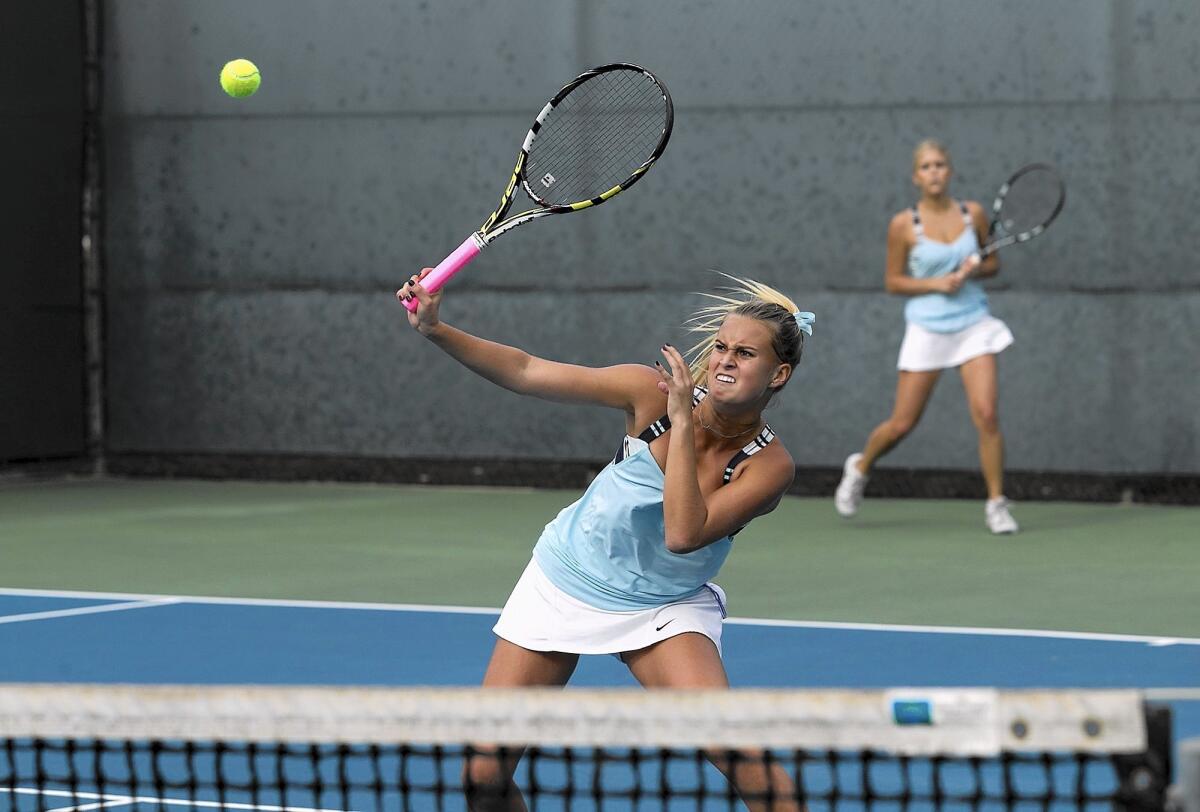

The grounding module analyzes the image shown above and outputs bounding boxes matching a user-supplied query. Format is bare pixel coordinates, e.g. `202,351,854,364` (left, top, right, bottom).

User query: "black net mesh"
0,686,1173,812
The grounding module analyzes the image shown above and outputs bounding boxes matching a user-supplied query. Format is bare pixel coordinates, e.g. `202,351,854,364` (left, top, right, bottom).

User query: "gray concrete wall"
103,0,1199,474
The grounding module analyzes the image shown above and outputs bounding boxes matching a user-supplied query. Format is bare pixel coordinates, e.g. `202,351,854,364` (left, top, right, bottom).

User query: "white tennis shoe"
834,453,868,517
985,496,1019,535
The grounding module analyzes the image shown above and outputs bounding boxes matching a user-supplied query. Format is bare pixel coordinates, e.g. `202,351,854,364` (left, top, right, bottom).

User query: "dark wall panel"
0,6,85,461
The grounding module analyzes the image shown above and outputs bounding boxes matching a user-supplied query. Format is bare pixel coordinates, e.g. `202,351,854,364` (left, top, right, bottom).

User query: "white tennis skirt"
897,315,1014,372
493,558,728,658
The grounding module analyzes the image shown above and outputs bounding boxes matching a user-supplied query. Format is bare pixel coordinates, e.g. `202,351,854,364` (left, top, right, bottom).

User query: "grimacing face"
707,314,790,397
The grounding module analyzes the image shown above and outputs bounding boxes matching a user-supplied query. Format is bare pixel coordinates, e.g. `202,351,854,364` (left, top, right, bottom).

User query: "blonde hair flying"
684,273,808,389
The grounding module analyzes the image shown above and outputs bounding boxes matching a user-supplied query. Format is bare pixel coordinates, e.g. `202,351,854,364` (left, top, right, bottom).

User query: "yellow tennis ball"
220,59,261,98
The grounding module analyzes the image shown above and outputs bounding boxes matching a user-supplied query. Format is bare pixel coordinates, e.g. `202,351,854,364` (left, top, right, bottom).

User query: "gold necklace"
695,405,759,440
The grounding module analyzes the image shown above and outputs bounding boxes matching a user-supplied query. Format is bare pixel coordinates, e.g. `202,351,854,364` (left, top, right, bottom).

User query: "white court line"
49,799,134,812
1,586,1198,646
0,587,500,616
1,787,348,812
0,599,180,625
721,615,1200,647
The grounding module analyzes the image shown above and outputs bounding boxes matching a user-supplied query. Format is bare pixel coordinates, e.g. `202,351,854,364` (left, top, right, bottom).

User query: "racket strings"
997,168,1063,235
545,73,662,164
531,77,663,202
525,70,668,206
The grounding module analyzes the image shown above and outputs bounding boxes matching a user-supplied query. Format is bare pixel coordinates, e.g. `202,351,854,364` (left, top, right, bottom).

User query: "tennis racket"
973,163,1066,260
401,63,673,312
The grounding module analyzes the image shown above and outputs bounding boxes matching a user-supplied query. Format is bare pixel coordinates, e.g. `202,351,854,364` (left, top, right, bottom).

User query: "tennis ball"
220,59,261,98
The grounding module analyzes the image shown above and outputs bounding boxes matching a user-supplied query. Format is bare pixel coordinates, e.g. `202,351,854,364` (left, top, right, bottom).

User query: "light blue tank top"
533,387,774,611
903,202,990,333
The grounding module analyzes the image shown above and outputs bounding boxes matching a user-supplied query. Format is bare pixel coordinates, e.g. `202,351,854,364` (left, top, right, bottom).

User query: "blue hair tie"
793,310,815,336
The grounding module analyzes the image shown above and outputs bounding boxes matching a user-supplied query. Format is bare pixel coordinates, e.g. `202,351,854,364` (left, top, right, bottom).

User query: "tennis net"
0,684,1175,811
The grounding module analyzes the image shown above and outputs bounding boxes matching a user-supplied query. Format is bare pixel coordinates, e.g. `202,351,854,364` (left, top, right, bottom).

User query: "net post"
1173,738,1200,812
1113,703,1173,812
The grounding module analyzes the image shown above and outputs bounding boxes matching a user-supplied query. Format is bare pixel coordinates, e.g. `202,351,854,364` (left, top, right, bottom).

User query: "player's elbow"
664,534,703,554
509,352,544,395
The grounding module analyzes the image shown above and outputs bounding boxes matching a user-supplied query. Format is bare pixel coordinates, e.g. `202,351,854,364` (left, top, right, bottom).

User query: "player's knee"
702,746,734,773
971,405,999,433
462,750,515,807
889,416,917,439
702,746,770,774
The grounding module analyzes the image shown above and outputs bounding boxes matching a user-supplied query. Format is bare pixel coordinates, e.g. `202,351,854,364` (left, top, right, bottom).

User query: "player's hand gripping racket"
972,163,1066,261
401,63,673,312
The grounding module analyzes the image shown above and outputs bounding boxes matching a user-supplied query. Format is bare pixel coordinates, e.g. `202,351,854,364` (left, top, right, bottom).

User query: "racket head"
989,163,1066,245
479,64,672,240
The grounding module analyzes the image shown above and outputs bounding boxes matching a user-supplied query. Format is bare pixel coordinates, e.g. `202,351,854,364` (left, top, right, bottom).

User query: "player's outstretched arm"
399,268,656,412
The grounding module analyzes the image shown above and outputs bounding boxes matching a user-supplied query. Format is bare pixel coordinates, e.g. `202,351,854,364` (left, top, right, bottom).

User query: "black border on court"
4,452,1193,505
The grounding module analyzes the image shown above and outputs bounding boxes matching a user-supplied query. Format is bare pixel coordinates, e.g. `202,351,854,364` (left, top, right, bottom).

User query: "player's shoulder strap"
636,385,708,445
911,200,972,235
615,385,776,484
614,386,707,464
721,424,777,484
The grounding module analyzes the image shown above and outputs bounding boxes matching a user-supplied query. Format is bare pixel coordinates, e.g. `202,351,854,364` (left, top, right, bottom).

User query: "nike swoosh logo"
655,619,675,632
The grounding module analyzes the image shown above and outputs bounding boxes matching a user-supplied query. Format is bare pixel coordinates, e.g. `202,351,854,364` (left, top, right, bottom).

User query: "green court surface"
2,477,1196,639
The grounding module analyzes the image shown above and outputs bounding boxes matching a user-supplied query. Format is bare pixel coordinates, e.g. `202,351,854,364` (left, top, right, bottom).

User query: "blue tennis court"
3,585,1198,810
2,587,1195,716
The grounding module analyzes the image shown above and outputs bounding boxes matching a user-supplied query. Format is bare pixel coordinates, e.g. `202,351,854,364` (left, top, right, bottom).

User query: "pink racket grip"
402,233,484,313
